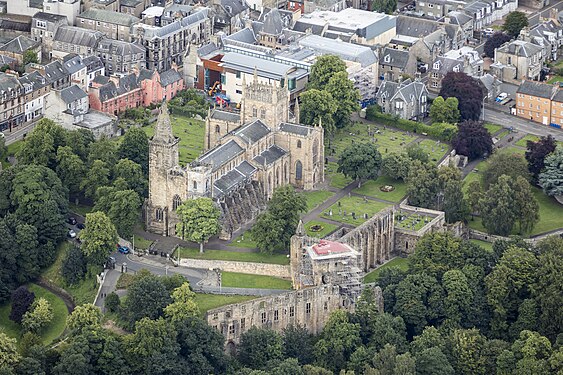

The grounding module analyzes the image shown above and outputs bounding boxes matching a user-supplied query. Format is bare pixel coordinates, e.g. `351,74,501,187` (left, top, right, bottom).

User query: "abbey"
145,76,325,239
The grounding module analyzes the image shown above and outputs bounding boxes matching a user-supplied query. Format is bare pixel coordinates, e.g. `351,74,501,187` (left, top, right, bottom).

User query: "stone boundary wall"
470,228,563,244
179,258,291,278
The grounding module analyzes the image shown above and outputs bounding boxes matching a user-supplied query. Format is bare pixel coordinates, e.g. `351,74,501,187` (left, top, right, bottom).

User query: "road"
528,0,563,27
3,121,39,145
484,108,563,141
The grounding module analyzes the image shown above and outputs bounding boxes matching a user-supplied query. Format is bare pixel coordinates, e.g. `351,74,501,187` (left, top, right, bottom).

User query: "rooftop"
78,8,140,26
517,80,555,99
296,34,377,67
221,52,308,81
299,8,392,30
32,12,67,23
0,35,39,54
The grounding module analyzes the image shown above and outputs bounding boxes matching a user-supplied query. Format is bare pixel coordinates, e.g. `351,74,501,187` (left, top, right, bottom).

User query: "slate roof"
18,71,48,90
92,75,110,85
60,84,87,104
159,68,182,87
262,8,284,35
82,55,104,73
279,122,311,136
120,0,143,6
54,26,103,48
0,73,22,94
198,42,220,57
550,88,563,102
431,56,464,75
210,109,240,122
0,54,16,65
96,39,145,56
252,145,287,165
497,40,542,58
220,0,248,17
224,28,257,44
213,161,256,196
44,60,70,83
396,15,436,37
0,35,39,54
135,8,208,40
62,54,86,75
198,139,244,172
234,119,270,144
380,47,409,69
376,79,427,103
33,12,67,23
517,80,555,99
78,9,140,26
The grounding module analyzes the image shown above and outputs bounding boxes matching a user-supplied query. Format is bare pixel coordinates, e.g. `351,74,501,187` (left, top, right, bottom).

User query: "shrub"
9,286,35,324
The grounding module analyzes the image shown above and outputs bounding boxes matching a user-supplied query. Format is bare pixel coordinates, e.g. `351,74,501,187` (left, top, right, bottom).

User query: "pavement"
484,108,563,141
2,120,39,146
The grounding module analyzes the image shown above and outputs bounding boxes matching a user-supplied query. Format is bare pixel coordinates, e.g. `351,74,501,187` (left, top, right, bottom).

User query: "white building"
43,0,81,26
19,71,50,123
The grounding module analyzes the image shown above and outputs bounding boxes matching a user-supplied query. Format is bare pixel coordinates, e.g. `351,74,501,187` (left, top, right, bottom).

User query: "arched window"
295,161,302,180
215,124,220,133
297,140,302,148
260,108,266,119
284,163,288,182
173,195,182,211
252,107,257,117
312,139,319,164
156,208,164,221
193,180,198,190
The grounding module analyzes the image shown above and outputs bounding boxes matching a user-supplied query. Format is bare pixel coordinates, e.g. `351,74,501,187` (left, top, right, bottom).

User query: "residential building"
33,60,71,90
77,8,141,42
131,8,212,72
0,72,24,132
18,70,50,123
0,36,41,65
42,0,81,25
61,54,88,92
491,40,544,83
96,38,146,76
478,73,501,101
211,0,249,34
0,55,17,70
89,73,143,115
120,0,145,17
139,67,184,106
549,88,563,128
515,80,556,125
82,55,105,87
52,26,104,60
292,8,397,46
31,12,68,61
376,78,428,120
88,0,119,12
428,46,482,92
523,22,563,62
379,47,417,82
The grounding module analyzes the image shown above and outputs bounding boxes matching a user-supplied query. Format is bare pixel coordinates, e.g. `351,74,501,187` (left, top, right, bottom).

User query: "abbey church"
145,76,325,239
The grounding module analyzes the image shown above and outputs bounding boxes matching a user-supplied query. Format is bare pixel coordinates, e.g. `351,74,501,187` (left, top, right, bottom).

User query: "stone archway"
226,341,236,356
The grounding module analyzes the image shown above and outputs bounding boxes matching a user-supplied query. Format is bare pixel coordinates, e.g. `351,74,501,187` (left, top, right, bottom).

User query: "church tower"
241,70,290,127
146,102,180,235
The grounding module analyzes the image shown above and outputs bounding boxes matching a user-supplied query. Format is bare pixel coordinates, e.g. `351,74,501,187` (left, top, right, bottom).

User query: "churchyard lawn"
353,176,407,203
322,196,391,226
303,190,335,211
363,257,409,284
305,220,339,238
194,293,256,316
326,161,354,189
176,247,289,265
221,272,292,290
417,139,449,163
229,231,257,249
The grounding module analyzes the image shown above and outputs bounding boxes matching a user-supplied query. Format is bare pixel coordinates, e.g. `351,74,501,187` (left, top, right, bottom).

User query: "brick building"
515,80,559,126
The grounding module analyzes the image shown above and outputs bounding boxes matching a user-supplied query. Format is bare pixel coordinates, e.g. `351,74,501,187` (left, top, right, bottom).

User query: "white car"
483,28,495,35
496,92,508,102
68,229,77,238
0,132,4,139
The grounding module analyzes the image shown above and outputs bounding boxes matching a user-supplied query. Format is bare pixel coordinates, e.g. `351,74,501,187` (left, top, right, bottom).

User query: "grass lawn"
468,187,563,236
462,160,488,195
327,122,416,158
503,146,526,156
303,190,335,212
326,161,353,189
142,114,205,164
469,239,493,251
1,139,23,168
42,242,99,305
229,231,257,249
194,293,256,316
322,196,391,226
496,130,510,140
417,139,449,163
133,234,153,250
547,75,563,84
0,284,68,344
68,202,93,217
515,134,540,147
177,247,289,265
305,220,339,238
395,212,434,231
221,272,292,290
363,257,409,284
484,123,503,135
353,176,407,203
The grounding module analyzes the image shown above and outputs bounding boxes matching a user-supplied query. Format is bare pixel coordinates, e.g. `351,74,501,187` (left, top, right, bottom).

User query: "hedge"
365,106,457,142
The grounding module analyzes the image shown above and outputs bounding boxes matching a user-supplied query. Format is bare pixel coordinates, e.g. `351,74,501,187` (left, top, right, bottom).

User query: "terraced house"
515,80,560,127
77,8,141,42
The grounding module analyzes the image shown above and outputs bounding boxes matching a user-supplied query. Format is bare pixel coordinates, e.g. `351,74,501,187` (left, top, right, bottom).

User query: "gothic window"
284,163,288,182
274,310,279,321
252,107,257,117
155,208,163,221
228,325,235,334
289,306,295,317
215,124,220,133
306,302,311,314
297,140,302,148
261,312,267,324
260,107,266,119
295,161,303,180
173,195,182,210
313,139,319,164
193,180,198,190
241,318,245,329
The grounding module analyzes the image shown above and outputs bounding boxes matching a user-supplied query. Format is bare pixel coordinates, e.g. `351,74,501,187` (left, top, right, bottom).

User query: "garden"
322,196,391,226
305,220,339,238
353,176,407,203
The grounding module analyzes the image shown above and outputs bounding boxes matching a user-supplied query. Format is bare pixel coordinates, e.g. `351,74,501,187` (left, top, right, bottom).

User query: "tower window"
274,310,279,321
156,208,164,221
215,124,220,133
289,306,295,317
260,108,266,119
193,180,198,190
172,195,182,211
306,302,311,314
261,312,267,324
297,140,302,148
252,107,257,117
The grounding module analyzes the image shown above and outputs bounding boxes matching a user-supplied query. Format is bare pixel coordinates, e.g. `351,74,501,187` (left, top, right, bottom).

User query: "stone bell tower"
241,69,290,127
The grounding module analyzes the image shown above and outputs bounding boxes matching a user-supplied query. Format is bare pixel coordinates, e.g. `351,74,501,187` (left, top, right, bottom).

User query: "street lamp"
165,265,169,276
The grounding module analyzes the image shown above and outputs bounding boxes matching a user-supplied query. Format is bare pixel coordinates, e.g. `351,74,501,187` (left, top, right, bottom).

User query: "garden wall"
179,259,291,278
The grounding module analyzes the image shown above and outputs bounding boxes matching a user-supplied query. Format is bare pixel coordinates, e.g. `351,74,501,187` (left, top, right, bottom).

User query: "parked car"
77,223,85,230
496,92,508,102
0,132,4,138
117,245,130,254
68,229,77,238
483,28,494,36
67,217,77,225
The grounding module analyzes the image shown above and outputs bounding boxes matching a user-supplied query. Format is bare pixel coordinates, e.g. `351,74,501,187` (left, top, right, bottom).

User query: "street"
484,108,563,141
528,0,563,27
2,121,39,145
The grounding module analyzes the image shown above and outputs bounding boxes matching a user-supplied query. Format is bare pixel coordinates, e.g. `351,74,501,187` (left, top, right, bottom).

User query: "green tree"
87,136,118,167
308,55,347,90
66,304,102,332
415,347,454,375
299,89,338,135
410,326,447,355
314,310,361,372
429,96,460,124
337,142,382,184
282,324,315,365
9,286,35,324
371,344,397,375
480,175,516,236
406,160,439,208
525,135,556,182
0,332,20,369
22,50,38,65
0,137,7,160
21,298,53,333
80,160,110,199
79,211,118,267
485,246,537,338
325,71,360,129
509,299,538,339
450,329,486,375
113,158,147,198
443,270,473,324
466,180,482,219
94,188,141,238
118,127,149,174
104,292,120,313
482,151,530,189
64,128,95,161
175,198,220,253
238,327,284,370
503,11,528,38
511,330,552,375
538,145,563,197
451,120,493,160
443,180,468,223
252,185,306,254
163,282,199,323
381,152,410,180
123,276,171,328
371,0,397,13
511,176,539,234
394,352,416,375
17,118,66,169
61,245,86,285
55,146,85,195
407,144,430,163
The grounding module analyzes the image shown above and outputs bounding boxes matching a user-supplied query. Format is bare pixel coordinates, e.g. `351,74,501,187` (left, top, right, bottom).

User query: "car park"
77,223,85,230
495,93,508,102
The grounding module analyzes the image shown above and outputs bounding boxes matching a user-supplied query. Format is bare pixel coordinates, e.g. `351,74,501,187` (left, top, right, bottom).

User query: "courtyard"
321,196,392,226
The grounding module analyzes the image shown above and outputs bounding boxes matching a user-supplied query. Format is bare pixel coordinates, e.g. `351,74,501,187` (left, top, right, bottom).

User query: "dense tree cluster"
429,96,460,124
175,198,221,253
525,135,556,183
301,55,360,134
503,11,528,38
337,142,382,183
439,72,484,121
451,120,493,160
484,32,511,58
